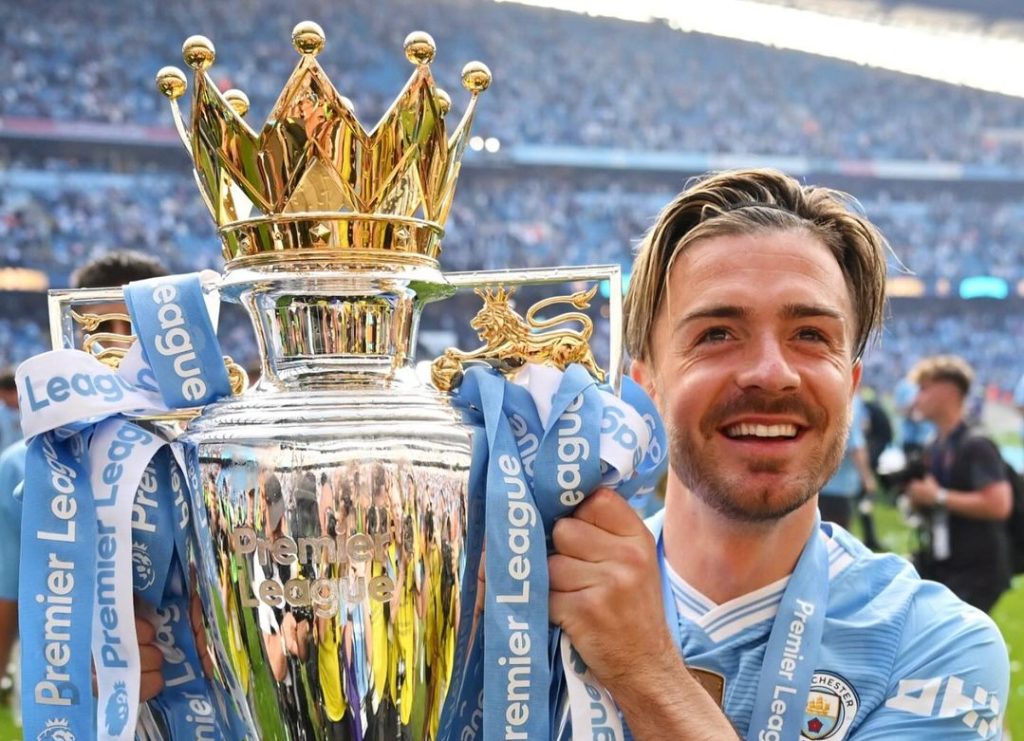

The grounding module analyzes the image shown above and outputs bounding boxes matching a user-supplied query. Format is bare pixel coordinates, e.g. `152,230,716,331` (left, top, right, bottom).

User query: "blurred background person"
819,392,878,531
907,355,1013,613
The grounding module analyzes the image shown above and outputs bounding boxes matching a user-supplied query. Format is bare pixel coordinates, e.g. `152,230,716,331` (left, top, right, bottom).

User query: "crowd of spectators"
2,164,1023,397
2,0,1023,400
861,310,1024,397
1,0,1022,165
3,168,1023,290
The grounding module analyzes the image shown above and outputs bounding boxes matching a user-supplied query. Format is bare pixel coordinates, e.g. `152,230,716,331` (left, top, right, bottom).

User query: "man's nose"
735,334,800,392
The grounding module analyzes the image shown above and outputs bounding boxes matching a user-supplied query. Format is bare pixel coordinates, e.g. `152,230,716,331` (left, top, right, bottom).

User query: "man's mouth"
722,422,800,440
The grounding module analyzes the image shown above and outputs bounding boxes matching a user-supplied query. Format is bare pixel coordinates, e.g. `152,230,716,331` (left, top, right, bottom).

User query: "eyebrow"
673,302,846,333
779,303,846,322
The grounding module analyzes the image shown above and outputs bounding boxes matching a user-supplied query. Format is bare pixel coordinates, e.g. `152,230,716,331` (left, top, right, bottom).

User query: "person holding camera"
907,355,1013,613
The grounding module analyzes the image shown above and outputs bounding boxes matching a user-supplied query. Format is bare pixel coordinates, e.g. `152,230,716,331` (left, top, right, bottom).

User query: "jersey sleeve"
0,445,25,600
961,437,1006,492
850,582,1008,740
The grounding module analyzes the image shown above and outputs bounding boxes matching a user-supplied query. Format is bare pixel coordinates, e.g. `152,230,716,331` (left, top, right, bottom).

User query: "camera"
877,446,927,493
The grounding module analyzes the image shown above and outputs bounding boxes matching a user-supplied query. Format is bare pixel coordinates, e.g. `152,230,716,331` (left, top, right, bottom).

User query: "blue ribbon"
20,430,97,741
657,513,830,741
123,274,230,409
17,272,236,739
131,449,178,607
440,365,668,741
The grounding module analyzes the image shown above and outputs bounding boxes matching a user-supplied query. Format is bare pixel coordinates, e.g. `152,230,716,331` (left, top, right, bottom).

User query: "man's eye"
698,327,731,343
796,327,828,342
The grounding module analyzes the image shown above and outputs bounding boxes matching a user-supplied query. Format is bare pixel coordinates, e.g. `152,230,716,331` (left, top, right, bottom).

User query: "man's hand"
137,615,165,702
907,474,941,509
548,488,678,695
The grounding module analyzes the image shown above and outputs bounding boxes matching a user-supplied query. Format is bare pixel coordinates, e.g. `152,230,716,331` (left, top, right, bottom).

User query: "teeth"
725,423,798,439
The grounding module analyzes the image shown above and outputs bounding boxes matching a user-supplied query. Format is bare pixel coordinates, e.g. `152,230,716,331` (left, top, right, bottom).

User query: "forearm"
0,600,15,673
612,651,739,741
942,488,1008,520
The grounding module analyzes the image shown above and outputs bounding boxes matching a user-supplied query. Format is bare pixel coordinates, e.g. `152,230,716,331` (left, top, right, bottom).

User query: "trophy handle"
46,277,250,407
433,264,625,395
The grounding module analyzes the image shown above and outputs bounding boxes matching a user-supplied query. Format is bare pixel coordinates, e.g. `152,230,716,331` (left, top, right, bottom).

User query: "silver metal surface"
182,273,473,740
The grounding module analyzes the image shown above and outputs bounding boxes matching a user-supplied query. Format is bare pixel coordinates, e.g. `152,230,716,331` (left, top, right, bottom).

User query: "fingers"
139,644,163,674
552,516,622,562
135,613,164,700
474,548,486,620
139,667,165,703
553,501,654,564
572,488,646,537
135,614,156,645
548,552,604,593
190,592,215,679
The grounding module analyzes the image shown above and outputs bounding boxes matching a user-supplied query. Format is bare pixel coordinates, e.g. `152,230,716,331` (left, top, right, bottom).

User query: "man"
1015,371,1024,447
818,392,877,530
894,375,933,458
0,250,169,702
0,370,22,677
547,170,1008,738
0,370,19,453
907,355,1012,613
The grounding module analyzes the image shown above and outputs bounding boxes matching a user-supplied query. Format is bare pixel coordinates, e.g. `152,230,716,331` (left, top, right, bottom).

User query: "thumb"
572,488,645,537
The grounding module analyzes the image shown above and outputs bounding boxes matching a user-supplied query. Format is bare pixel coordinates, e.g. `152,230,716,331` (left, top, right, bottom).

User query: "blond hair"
624,169,888,362
910,355,974,397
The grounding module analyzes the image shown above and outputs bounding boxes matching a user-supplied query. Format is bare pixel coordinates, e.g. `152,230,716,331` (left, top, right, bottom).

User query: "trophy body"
153,22,495,738
183,276,472,739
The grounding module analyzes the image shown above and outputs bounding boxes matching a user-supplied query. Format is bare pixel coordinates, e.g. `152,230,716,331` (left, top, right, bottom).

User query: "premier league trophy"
147,15,639,738
23,20,659,741
151,21,489,739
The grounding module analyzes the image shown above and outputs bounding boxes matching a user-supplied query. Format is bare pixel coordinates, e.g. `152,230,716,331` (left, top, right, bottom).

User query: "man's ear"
850,359,863,399
630,358,657,403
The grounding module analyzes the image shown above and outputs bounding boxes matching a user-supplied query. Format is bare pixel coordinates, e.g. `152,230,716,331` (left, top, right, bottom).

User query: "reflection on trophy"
156,22,489,738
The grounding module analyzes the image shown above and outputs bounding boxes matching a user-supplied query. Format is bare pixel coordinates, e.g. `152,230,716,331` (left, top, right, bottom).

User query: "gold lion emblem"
431,284,604,391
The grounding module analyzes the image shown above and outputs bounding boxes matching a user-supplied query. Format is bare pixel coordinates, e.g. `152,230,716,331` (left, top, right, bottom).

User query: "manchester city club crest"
801,672,859,740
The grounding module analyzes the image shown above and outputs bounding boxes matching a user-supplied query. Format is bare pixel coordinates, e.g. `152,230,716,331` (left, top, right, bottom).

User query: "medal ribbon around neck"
654,513,830,741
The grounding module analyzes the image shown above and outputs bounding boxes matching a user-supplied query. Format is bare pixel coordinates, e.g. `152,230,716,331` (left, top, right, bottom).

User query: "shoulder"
827,525,1006,677
960,431,999,453
0,440,26,489
825,526,1008,732
891,578,1008,687
865,584,1006,736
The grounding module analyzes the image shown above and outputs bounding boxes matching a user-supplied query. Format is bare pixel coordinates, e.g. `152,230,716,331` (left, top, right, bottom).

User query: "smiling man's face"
633,228,861,522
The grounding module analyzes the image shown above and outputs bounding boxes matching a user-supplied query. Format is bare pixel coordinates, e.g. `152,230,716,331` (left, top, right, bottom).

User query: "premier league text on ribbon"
149,281,210,403
555,395,588,508
95,423,154,674
34,434,82,707
758,598,816,741
23,370,136,412
493,453,538,739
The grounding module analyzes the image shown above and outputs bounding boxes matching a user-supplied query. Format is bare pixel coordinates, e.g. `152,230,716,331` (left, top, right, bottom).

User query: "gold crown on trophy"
156,21,491,270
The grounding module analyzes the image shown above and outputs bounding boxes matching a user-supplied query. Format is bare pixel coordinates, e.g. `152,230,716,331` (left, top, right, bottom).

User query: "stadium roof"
496,0,1024,97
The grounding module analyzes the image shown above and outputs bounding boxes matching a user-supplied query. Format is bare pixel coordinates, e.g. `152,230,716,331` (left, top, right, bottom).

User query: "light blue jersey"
1014,373,1024,442
893,378,934,448
642,513,1008,740
0,439,26,600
